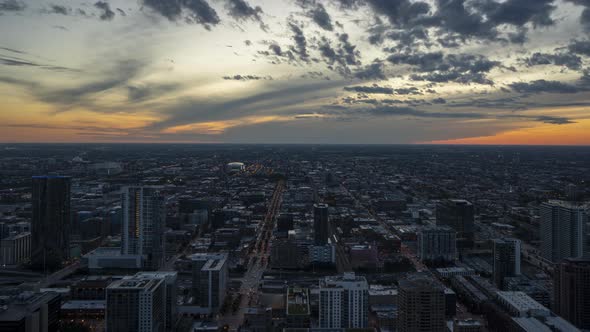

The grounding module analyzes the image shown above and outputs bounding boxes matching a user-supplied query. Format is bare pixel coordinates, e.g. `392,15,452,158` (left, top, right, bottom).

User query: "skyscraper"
314,203,329,245
553,258,590,330
121,187,165,270
191,253,228,312
319,272,368,329
540,200,586,263
436,199,474,247
398,273,446,332
106,277,166,332
31,175,71,271
417,226,457,263
492,238,521,289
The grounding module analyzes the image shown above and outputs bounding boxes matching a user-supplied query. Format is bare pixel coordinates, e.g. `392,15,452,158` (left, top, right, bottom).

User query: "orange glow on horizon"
426,119,590,146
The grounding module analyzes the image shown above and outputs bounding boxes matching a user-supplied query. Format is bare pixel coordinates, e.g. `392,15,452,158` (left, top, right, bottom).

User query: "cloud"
127,83,181,101
534,115,575,125
509,79,585,94
388,51,500,85
353,62,386,80
48,4,70,15
94,1,115,21
523,52,582,70
568,39,590,56
222,74,273,81
142,0,220,29
0,55,78,72
288,22,309,62
0,0,25,12
225,0,267,30
344,85,393,94
116,8,126,16
565,0,590,31
297,0,334,31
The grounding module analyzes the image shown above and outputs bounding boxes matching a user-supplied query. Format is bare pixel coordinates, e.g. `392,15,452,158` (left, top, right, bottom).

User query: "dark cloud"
288,22,309,62
395,87,422,95
49,4,70,15
222,74,273,81
244,40,252,46
127,83,181,101
388,51,499,85
0,0,25,12
344,85,393,94
94,1,115,21
225,0,267,30
481,0,556,27
116,8,126,16
509,79,585,94
142,0,220,29
523,52,582,70
353,62,386,80
0,55,78,72
535,115,575,125
269,43,283,56
568,39,590,56
432,97,446,104
298,1,334,31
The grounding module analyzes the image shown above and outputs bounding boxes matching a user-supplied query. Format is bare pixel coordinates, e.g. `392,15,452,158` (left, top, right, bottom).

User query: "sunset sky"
1,0,590,144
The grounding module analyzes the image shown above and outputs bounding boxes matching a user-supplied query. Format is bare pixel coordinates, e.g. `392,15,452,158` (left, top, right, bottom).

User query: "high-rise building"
398,273,446,332
314,203,329,245
417,226,456,263
0,291,61,332
106,277,166,332
553,258,590,330
135,272,178,331
540,200,587,263
191,253,228,312
492,238,521,289
319,272,368,329
121,187,165,270
436,199,474,246
31,175,71,271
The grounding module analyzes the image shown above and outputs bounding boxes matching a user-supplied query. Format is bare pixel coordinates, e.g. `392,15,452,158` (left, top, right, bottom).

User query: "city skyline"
1,0,590,145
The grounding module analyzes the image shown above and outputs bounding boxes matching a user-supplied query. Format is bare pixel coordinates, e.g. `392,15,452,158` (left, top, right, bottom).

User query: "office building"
135,272,178,331
121,187,165,270
417,226,456,263
0,291,61,332
453,319,483,332
319,272,369,329
540,200,587,263
553,258,590,329
398,273,446,332
436,199,474,246
314,203,329,245
492,238,521,289
106,277,166,332
31,175,71,270
0,232,31,265
191,253,228,312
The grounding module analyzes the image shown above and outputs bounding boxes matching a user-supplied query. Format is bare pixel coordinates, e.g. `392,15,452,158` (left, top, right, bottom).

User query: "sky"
0,0,589,145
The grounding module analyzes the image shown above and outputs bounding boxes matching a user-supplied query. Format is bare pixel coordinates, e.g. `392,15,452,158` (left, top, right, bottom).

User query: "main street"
219,179,285,331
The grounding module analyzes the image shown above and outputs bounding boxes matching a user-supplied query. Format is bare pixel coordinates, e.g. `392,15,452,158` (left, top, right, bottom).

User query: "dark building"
313,203,329,245
31,176,71,271
277,213,295,232
492,238,521,289
0,292,61,332
436,199,474,248
553,258,590,330
398,274,446,332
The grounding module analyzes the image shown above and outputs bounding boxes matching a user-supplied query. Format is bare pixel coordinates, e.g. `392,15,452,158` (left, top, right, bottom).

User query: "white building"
540,200,587,263
495,291,550,317
106,277,166,332
319,272,369,329
135,272,178,331
121,187,165,270
309,244,336,265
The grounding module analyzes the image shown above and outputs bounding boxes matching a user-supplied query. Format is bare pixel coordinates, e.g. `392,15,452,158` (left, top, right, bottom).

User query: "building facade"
436,199,474,246
540,200,586,263
319,272,369,329
313,203,329,245
398,274,446,332
191,253,228,312
553,258,590,330
492,238,521,289
417,226,457,263
121,187,166,270
31,175,71,271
